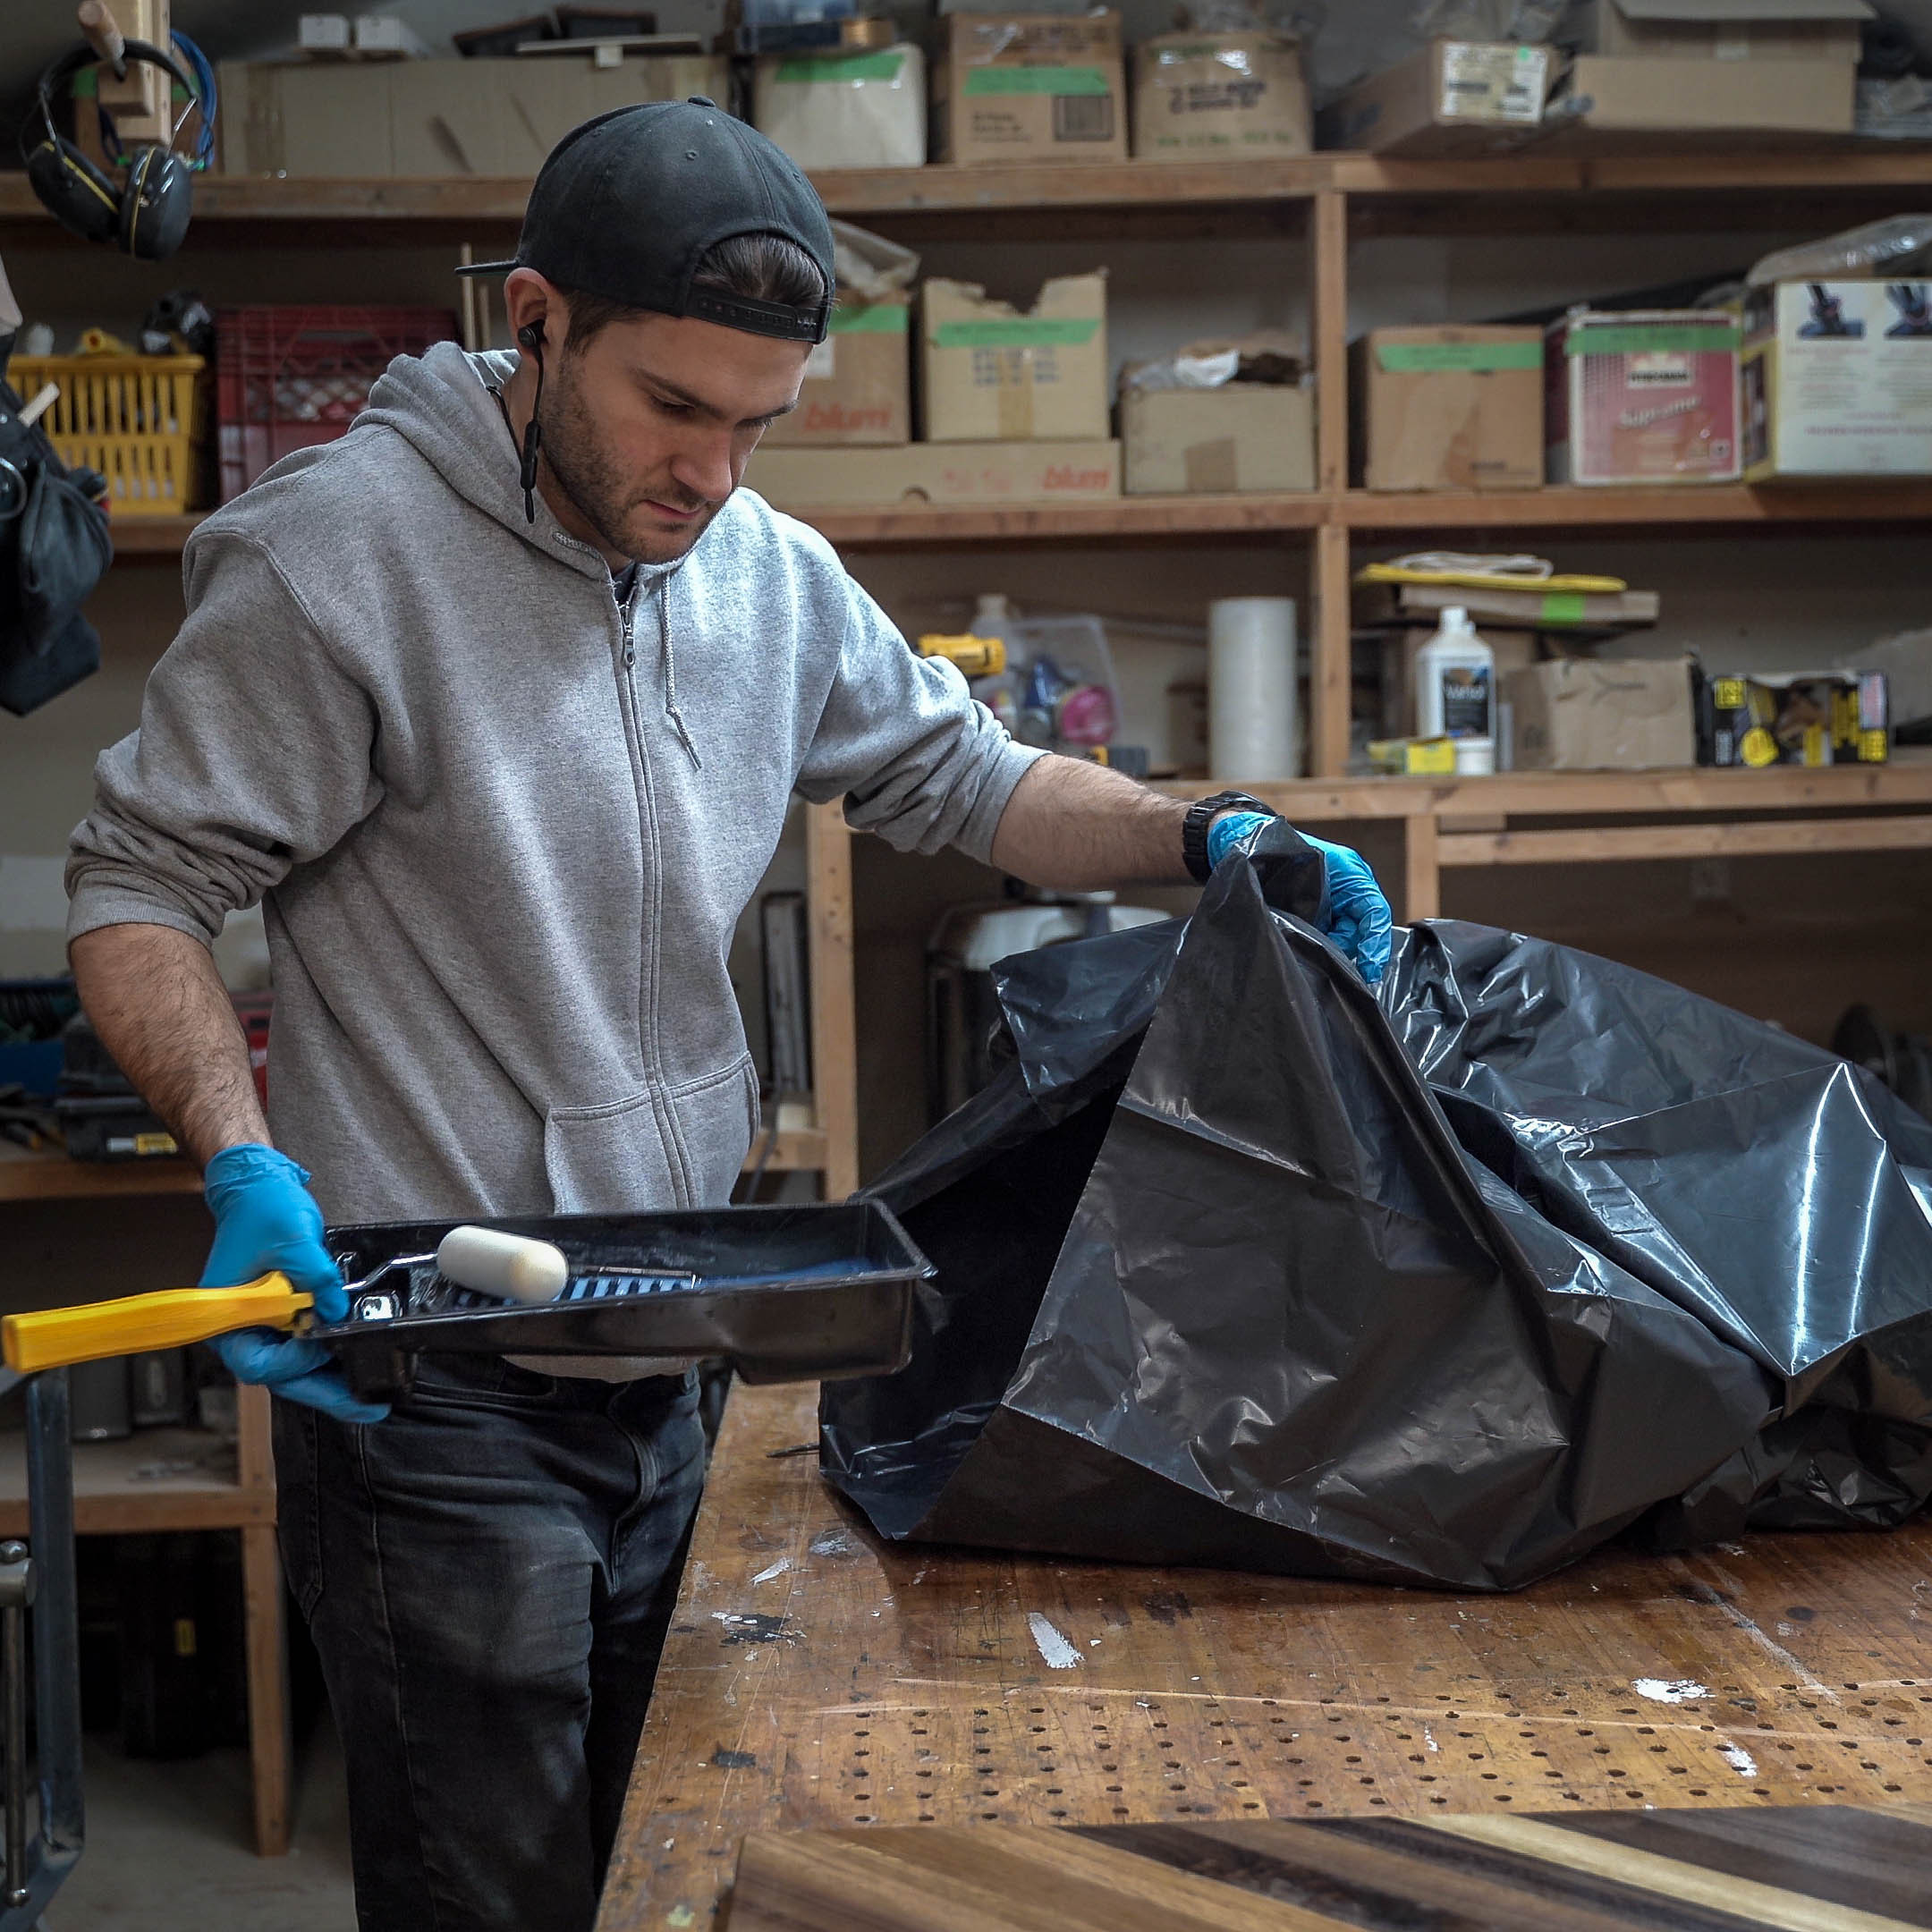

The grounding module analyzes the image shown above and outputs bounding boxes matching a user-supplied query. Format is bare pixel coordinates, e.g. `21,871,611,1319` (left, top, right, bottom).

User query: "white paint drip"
1666,1558,1837,1699
1632,1678,1709,1705
750,1558,791,1585
1717,1742,1758,1778
1027,1612,1081,1670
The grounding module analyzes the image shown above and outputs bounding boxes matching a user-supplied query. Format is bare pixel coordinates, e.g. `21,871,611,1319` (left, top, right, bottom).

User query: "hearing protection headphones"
22,40,204,262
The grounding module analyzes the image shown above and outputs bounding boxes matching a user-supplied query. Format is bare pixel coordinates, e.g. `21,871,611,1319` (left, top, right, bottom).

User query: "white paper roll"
1208,597,1299,781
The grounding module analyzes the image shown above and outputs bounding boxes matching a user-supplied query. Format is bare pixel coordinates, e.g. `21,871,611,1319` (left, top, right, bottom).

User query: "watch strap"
1182,789,1273,885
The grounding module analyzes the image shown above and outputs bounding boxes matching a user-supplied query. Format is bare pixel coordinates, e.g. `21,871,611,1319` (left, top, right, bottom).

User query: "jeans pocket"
271,1398,326,1619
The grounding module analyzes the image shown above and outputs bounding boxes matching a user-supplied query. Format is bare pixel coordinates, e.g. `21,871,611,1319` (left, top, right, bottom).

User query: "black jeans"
274,1355,707,1932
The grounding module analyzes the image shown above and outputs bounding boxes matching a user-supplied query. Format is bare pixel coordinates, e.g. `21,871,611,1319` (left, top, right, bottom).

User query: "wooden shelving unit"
15,140,1932,1162
9,136,1930,1885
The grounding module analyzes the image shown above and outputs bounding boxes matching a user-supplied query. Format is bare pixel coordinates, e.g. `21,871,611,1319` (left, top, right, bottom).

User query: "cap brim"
454,259,519,277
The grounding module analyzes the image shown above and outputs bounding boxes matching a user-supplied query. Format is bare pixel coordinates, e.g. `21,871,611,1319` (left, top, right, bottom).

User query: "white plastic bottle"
967,593,1021,733
1413,606,1496,775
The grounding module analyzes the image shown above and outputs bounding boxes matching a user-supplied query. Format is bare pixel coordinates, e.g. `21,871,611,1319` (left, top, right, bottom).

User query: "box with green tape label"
936,12,1127,165
1355,326,1545,492
753,44,925,172
921,273,1110,442
760,293,911,450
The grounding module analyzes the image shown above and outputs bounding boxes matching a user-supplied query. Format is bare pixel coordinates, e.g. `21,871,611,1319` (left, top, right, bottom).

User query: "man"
65,103,1389,1930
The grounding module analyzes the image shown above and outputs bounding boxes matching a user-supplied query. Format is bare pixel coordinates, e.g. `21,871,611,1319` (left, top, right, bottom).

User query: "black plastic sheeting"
819,826,1932,1590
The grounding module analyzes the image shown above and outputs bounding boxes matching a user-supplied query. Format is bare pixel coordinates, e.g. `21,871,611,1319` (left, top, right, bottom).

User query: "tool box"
317,1202,928,1402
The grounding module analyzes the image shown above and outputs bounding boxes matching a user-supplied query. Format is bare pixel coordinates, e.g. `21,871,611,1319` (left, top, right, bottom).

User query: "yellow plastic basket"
8,352,208,517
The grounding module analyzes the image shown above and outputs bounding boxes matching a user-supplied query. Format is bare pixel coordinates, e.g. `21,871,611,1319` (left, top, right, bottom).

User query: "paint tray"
315,1201,929,1403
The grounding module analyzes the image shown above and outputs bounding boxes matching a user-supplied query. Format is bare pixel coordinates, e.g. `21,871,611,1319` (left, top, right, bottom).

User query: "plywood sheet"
727,1805,1932,1930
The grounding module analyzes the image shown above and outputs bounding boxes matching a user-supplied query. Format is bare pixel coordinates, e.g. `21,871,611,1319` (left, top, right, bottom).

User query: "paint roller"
1,1226,570,1375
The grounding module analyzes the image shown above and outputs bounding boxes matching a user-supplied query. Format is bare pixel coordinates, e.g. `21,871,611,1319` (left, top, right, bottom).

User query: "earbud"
512,322,545,523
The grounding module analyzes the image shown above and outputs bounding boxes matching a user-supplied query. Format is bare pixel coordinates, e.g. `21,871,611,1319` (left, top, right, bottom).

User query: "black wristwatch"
1182,789,1274,885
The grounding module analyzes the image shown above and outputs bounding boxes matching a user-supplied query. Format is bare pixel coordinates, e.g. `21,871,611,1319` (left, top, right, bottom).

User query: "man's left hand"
1207,812,1394,986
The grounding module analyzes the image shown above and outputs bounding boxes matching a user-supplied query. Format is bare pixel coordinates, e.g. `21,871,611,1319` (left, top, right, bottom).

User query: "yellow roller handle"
3,1275,314,1375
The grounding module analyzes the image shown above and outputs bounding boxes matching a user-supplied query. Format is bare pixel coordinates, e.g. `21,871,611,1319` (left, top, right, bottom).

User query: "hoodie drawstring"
657,576,701,770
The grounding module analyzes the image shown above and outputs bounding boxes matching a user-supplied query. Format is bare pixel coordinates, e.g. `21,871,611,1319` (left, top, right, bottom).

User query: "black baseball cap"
459,98,835,343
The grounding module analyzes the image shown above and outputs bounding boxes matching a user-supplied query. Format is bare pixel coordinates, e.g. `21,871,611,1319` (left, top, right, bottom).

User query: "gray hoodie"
67,343,1041,1233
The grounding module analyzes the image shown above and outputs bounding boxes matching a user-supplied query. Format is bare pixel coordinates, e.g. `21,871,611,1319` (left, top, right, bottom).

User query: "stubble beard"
539,354,719,564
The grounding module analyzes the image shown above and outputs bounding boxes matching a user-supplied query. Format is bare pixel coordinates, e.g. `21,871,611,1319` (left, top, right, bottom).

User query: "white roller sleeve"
436,1226,570,1304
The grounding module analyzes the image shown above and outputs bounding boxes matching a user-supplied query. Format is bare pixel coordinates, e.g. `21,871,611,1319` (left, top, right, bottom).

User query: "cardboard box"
921,273,1109,443
1131,31,1309,159
759,293,911,447
1120,384,1313,495
1547,309,1742,486
743,440,1120,508
1320,40,1552,157
1742,279,1932,479
1354,326,1544,492
1704,670,1888,767
1555,53,1855,141
1357,580,1661,629
1573,0,1869,62
933,12,1127,165
1506,657,1698,770
753,45,927,171
219,54,730,175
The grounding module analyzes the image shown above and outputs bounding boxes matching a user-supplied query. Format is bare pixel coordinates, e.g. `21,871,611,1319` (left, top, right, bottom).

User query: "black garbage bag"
820,829,1932,1590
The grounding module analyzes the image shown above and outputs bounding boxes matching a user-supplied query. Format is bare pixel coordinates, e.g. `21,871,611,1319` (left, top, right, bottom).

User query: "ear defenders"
23,40,200,262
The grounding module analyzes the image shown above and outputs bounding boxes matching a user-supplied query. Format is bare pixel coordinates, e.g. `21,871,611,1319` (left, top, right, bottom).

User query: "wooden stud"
805,802,860,1201
240,1520,292,1857
1402,813,1441,923
235,1381,272,1495
91,1,170,146
1308,521,1352,781
1441,816,1932,867
1156,766,1932,822
1343,485,1932,531
457,242,479,352
1307,189,1349,498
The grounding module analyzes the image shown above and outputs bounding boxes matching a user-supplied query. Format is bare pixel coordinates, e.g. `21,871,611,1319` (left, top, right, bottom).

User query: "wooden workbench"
597,1382,1932,1930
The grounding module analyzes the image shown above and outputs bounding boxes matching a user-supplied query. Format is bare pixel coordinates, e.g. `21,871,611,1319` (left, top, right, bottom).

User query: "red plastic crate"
216,305,458,502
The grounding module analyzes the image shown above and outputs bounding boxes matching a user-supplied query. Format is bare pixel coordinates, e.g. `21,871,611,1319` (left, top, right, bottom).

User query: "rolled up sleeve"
66,529,381,947
794,588,1044,864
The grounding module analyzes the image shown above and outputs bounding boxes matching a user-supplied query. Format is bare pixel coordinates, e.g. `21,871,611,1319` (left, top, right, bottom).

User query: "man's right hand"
201,1144,388,1424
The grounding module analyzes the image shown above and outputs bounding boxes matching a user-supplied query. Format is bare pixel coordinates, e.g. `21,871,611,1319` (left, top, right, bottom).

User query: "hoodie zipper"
612,578,699,1207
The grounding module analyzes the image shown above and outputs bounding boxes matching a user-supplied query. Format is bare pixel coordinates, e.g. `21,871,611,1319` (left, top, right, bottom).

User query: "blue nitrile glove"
1207,812,1394,986
200,1144,388,1423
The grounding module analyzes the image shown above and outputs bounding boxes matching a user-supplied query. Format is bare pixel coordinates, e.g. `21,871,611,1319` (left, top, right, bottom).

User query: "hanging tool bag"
821,823,1932,1591
0,360,112,718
